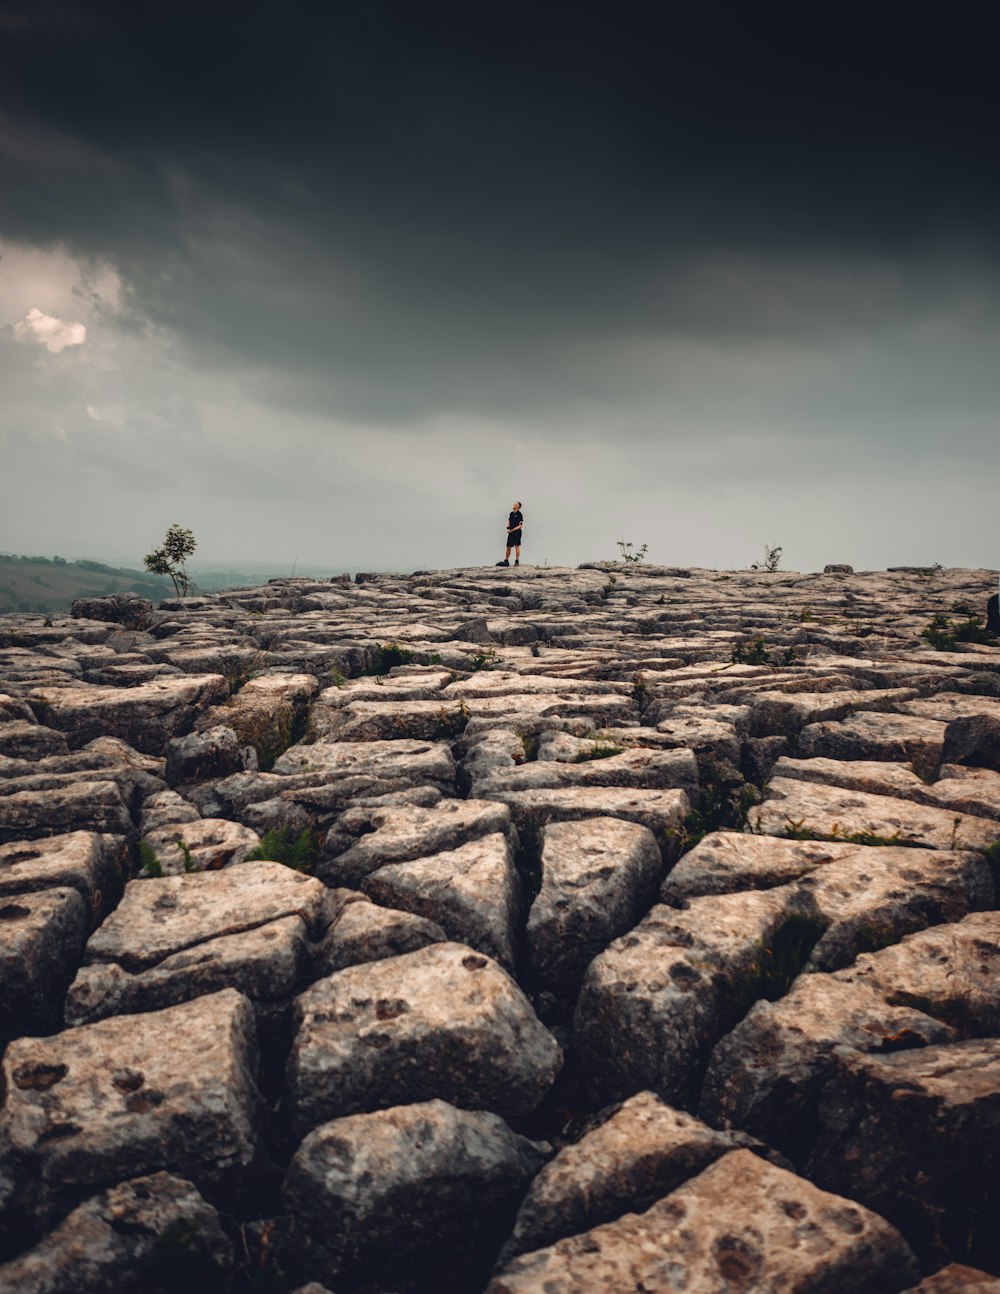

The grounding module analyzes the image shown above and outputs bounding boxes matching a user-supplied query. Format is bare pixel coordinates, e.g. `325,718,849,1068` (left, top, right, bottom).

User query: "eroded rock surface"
1,561,997,1290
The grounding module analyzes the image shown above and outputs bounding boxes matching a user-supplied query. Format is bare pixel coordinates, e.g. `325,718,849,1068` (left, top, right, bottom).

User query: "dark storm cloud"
3,0,1000,425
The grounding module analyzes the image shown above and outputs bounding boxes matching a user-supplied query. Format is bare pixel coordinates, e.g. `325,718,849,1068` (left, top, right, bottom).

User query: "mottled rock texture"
0,561,997,1290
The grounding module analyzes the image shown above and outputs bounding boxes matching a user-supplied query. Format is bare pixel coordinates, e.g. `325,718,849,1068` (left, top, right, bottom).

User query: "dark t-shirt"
508,510,523,531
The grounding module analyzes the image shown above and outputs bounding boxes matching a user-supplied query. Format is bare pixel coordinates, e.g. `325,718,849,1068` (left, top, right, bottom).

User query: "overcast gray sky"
1,2,997,572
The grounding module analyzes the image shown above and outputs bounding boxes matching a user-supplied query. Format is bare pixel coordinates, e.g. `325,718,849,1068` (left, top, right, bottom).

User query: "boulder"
283,1100,548,1289
487,1149,917,1293
287,942,562,1134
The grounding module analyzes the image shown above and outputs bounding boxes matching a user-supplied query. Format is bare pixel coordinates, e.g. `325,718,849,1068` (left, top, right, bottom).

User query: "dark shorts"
507,529,522,547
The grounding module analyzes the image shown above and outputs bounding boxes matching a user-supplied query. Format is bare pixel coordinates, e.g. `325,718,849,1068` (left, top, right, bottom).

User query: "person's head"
514,500,521,510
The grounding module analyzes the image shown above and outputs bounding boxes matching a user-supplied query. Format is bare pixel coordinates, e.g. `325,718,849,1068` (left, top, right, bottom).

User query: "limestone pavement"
0,560,998,1292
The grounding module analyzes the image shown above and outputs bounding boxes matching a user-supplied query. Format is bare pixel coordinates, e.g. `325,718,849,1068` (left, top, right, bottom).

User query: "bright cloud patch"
13,306,87,353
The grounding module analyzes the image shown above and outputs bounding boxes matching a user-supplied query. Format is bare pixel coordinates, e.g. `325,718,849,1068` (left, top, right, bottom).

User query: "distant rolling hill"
0,555,173,615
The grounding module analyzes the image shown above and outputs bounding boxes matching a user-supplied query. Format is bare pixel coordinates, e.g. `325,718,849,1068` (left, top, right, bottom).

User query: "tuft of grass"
466,647,501,672
246,826,319,873
921,612,995,651
572,741,624,762
519,732,539,762
177,840,199,873
365,642,413,675
754,914,828,1000
782,817,919,847
138,840,163,878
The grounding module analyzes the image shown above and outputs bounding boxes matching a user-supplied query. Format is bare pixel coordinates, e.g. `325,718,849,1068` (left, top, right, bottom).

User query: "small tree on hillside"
144,524,197,597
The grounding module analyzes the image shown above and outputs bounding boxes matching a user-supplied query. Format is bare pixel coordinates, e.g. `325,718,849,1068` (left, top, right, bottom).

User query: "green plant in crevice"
754,913,828,1001
176,840,199,873
365,642,414,675
246,826,319,873
138,840,163,878
572,740,624,763
920,612,994,652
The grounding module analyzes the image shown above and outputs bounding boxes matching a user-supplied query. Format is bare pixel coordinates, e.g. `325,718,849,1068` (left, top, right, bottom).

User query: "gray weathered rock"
1,989,262,1221
70,593,153,626
164,724,245,787
700,912,1000,1161
528,818,663,1011
574,889,802,1107
487,1148,918,1293
315,890,447,973
809,1038,1000,1272
364,832,521,969
141,816,261,873
0,780,134,845
284,1099,548,1288
0,832,126,916
0,723,68,761
502,1092,782,1261
28,674,228,753
287,942,562,1133
0,888,89,1041
321,798,517,886
0,1172,232,1293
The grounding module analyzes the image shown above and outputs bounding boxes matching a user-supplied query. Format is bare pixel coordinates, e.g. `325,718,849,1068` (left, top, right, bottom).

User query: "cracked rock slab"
808,1038,1000,1272
528,818,663,1011
1,989,262,1220
487,1148,918,1294
487,786,690,845
501,1092,783,1262
0,1172,233,1294
573,888,802,1107
283,1099,549,1289
27,674,228,754
0,888,89,1042
321,798,517,886
700,912,1000,1162
287,942,562,1134
0,780,134,845
751,777,999,850
78,862,329,972
0,832,126,916
141,816,262,873
363,831,521,969
315,891,446,974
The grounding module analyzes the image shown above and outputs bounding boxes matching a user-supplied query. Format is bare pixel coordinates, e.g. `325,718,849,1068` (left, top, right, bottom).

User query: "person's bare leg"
514,546,521,565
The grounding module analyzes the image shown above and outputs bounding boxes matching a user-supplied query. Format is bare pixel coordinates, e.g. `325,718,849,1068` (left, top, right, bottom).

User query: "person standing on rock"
497,501,523,567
